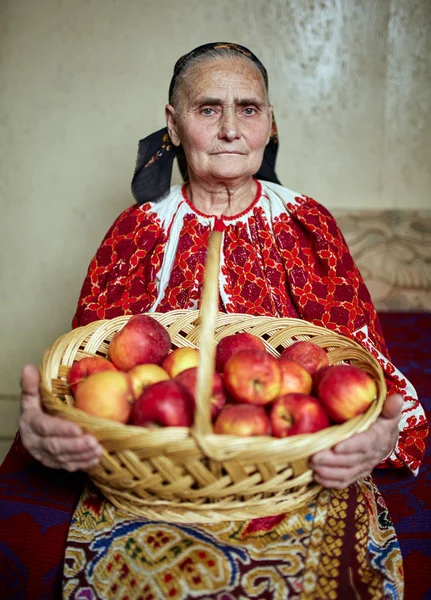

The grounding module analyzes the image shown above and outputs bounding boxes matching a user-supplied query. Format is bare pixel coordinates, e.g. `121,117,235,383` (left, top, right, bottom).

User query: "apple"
270,393,330,437
175,367,226,420
214,404,271,436
278,357,313,395
281,341,329,375
130,380,194,427
162,347,199,378
128,364,170,401
317,364,377,423
109,314,171,371
68,356,117,397
223,349,282,405
312,365,331,394
215,332,266,373
74,371,132,423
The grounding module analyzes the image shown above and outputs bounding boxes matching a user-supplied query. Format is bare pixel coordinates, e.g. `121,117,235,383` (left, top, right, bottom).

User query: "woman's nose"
218,110,240,141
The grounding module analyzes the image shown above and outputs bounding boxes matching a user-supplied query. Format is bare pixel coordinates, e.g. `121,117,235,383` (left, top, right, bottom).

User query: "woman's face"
166,57,273,184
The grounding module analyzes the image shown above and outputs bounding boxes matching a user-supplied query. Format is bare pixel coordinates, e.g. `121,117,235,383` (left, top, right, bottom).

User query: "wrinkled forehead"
176,56,269,107
169,43,268,99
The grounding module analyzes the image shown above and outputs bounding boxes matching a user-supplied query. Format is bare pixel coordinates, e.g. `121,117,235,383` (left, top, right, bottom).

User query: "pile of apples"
67,314,377,438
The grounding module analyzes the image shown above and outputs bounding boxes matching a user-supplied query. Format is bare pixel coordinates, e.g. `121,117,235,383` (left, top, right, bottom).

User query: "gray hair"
170,48,269,110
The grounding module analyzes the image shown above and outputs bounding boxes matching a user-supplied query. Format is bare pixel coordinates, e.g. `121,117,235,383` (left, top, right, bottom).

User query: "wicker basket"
40,230,386,523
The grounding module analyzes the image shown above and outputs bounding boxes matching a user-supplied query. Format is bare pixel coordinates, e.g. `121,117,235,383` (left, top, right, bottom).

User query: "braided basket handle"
193,224,224,437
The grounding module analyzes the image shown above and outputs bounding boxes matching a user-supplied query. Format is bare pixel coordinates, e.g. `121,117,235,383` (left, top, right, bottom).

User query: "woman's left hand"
309,394,404,489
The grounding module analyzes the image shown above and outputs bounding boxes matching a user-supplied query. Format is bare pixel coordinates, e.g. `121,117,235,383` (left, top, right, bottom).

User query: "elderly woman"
2,43,428,599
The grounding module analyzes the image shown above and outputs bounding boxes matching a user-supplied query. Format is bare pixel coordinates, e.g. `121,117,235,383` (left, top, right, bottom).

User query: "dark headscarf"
131,42,280,205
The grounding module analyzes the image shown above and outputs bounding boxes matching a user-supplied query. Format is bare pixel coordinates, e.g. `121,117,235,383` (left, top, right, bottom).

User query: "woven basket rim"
41,310,386,457
40,309,387,521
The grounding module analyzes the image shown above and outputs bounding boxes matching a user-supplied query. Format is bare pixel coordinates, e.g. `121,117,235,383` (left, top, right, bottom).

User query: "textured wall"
0,0,430,412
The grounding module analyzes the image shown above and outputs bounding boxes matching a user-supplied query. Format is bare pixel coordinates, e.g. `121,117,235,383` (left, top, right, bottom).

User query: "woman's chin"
203,165,257,183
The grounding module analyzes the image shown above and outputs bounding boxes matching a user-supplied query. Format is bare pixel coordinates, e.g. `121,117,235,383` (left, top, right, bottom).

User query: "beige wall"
1,0,430,454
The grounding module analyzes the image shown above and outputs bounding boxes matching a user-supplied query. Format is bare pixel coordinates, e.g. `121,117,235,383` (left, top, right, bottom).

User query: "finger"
20,364,42,411
381,394,404,421
54,450,102,470
58,448,103,465
313,463,367,483
333,430,376,455
314,473,353,489
311,451,365,469
313,465,351,482
314,469,369,489
38,453,101,472
41,434,102,457
65,456,102,472
32,412,83,438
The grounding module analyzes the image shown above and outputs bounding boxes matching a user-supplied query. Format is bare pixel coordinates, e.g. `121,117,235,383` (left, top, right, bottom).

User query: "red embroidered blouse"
72,180,429,474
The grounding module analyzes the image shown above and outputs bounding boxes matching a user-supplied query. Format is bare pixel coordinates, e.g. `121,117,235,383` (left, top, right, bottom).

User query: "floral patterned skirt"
63,477,403,600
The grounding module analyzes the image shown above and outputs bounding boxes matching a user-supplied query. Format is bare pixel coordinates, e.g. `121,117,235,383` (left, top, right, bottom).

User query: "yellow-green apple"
74,371,132,423
270,393,330,437
68,356,117,397
162,347,199,378
128,364,170,401
215,333,266,373
281,341,329,375
175,367,226,420
214,404,271,436
130,380,194,427
316,364,377,423
278,357,313,395
223,349,282,405
109,314,171,371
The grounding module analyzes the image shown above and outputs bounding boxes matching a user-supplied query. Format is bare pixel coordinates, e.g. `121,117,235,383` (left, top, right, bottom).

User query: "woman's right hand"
19,364,103,471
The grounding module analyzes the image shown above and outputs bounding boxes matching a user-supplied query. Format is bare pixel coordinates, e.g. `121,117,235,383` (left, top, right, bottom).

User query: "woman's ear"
266,105,274,145
165,104,181,147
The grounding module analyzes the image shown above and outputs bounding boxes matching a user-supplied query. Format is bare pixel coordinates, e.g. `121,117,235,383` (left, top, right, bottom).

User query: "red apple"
278,357,313,395
214,404,271,436
130,379,194,427
74,371,132,423
312,365,331,394
270,393,330,437
223,349,282,405
215,333,266,372
317,364,377,423
68,356,117,397
128,364,170,401
162,347,199,378
175,367,226,420
281,341,329,375
109,314,171,371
